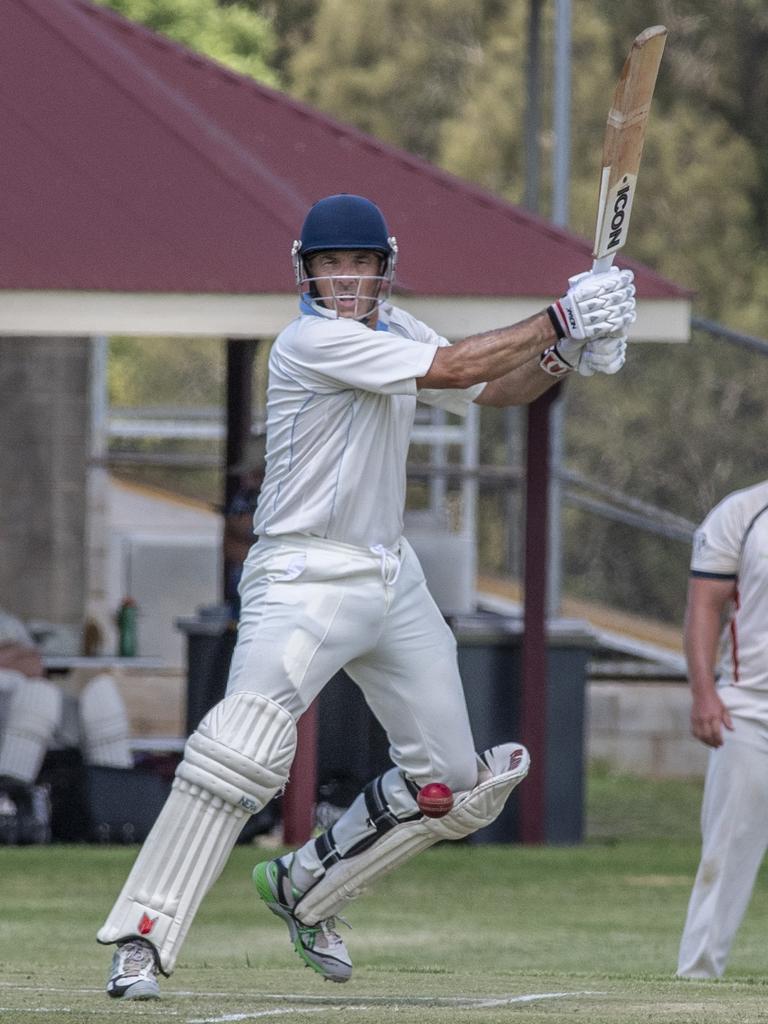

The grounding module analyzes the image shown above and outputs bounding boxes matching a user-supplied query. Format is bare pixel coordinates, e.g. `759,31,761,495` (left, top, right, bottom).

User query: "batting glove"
548,267,635,342
538,336,588,377
577,333,628,377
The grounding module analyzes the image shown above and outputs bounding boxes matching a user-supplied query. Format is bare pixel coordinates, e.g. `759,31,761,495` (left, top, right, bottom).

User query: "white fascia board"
0,290,690,342
0,292,296,338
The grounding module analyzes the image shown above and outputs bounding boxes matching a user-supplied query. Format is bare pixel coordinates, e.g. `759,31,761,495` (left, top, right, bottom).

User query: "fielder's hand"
549,267,635,342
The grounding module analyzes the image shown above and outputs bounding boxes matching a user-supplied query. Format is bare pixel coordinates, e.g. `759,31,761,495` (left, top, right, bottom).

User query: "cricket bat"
592,25,667,273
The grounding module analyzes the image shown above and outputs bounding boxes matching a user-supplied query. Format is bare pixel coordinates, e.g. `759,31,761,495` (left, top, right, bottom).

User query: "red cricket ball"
417,782,454,818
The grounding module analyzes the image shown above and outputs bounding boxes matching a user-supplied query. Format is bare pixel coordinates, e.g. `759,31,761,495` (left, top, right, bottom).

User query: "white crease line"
0,981,606,1021
474,991,607,1007
188,1012,326,1023
187,991,609,1022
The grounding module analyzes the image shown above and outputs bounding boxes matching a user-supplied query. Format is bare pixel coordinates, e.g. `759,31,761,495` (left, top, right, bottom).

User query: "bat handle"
592,254,615,274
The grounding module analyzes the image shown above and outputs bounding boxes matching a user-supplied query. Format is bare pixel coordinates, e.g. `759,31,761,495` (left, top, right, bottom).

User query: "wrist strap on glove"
539,344,575,377
546,304,566,340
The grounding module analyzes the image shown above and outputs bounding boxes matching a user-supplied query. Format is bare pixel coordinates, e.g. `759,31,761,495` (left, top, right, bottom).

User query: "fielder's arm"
684,575,736,748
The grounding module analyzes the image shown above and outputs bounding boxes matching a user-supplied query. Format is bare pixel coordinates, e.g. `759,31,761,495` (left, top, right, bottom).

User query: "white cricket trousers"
677,714,768,978
226,534,478,792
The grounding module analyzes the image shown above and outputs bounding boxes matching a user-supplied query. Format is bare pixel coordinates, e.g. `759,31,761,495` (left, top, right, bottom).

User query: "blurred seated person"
223,436,266,618
0,607,133,844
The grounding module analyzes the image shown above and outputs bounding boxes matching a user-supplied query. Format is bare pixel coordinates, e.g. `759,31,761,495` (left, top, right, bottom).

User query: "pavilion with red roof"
0,0,689,341
0,0,693,846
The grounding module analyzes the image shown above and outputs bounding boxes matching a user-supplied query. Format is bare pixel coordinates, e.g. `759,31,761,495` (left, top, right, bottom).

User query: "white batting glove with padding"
548,267,635,342
576,333,627,377
538,330,627,379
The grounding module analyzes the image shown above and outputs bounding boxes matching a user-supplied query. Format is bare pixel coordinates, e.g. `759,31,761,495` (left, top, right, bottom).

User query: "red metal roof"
2,0,687,299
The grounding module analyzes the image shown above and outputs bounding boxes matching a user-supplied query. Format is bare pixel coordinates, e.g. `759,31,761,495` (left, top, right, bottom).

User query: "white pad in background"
79,673,133,768
97,691,296,974
295,743,529,926
0,679,63,785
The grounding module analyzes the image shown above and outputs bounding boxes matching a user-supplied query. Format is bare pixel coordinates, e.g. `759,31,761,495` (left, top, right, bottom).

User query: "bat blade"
592,25,667,272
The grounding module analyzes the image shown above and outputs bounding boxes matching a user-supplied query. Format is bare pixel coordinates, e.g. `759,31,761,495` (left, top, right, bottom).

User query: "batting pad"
294,742,529,925
79,673,133,768
0,678,62,784
97,691,296,973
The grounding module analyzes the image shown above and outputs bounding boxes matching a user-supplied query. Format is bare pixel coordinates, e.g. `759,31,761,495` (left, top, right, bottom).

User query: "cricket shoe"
106,938,161,1000
253,856,352,982
0,792,19,845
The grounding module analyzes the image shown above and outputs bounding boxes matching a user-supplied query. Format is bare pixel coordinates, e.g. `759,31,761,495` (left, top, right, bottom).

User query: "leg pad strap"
295,743,529,925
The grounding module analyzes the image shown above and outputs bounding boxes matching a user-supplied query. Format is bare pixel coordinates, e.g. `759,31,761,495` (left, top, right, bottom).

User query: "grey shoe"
0,792,19,845
106,938,161,1000
253,857,352,982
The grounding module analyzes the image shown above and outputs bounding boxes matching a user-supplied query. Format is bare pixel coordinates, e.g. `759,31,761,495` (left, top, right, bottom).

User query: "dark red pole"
518,384,560,843
281,699,318,844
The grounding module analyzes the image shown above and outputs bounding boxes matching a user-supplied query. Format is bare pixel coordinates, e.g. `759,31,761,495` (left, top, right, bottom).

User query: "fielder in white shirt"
98,193,636,998
678,479,768,978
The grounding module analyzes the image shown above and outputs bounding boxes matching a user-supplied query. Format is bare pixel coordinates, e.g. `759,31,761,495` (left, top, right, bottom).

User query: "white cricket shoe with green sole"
253,857,352,982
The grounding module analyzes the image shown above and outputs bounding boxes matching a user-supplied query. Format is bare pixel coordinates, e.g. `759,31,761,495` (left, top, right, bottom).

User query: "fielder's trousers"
677,711,768,978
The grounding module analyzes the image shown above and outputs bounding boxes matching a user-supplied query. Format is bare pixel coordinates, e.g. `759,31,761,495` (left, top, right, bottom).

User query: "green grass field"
2,768,768,1024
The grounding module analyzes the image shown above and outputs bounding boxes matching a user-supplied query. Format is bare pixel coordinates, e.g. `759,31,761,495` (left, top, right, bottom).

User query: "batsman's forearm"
419,311,556,391
475,355,559,407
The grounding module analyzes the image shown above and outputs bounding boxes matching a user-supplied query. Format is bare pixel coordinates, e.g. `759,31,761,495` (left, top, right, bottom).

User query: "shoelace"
118,944,155,974
314,916,351,949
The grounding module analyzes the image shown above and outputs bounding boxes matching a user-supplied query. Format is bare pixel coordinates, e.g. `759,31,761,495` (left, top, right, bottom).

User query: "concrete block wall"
0,337,90,626
586,680,708,779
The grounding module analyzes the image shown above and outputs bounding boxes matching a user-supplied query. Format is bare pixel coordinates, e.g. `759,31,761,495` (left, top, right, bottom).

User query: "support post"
282,700,318,844
519,383,560,843
223,338,257,600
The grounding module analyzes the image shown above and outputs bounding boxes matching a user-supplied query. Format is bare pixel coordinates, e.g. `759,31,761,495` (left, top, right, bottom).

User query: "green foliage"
95,0,278,84
634,0,768,245
108,335,224,408
284,0,493,161
437,3,531,201
235,0,317,73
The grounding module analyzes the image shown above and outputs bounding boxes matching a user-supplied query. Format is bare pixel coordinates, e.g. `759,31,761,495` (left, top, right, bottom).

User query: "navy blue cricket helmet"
299,194,394,256
291,195,398,319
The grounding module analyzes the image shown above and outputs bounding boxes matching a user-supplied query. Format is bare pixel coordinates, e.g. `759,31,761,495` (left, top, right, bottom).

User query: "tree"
629,0,768,249
95,0,278,84
281,0,498,162
229,0,318,74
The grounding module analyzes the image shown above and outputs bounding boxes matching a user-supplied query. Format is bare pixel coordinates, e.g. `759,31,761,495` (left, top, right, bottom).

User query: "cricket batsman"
97,194,635,998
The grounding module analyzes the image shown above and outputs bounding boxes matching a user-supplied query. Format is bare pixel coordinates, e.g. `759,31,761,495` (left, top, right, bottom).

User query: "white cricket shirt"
691,479,768,691
254,300,484,549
